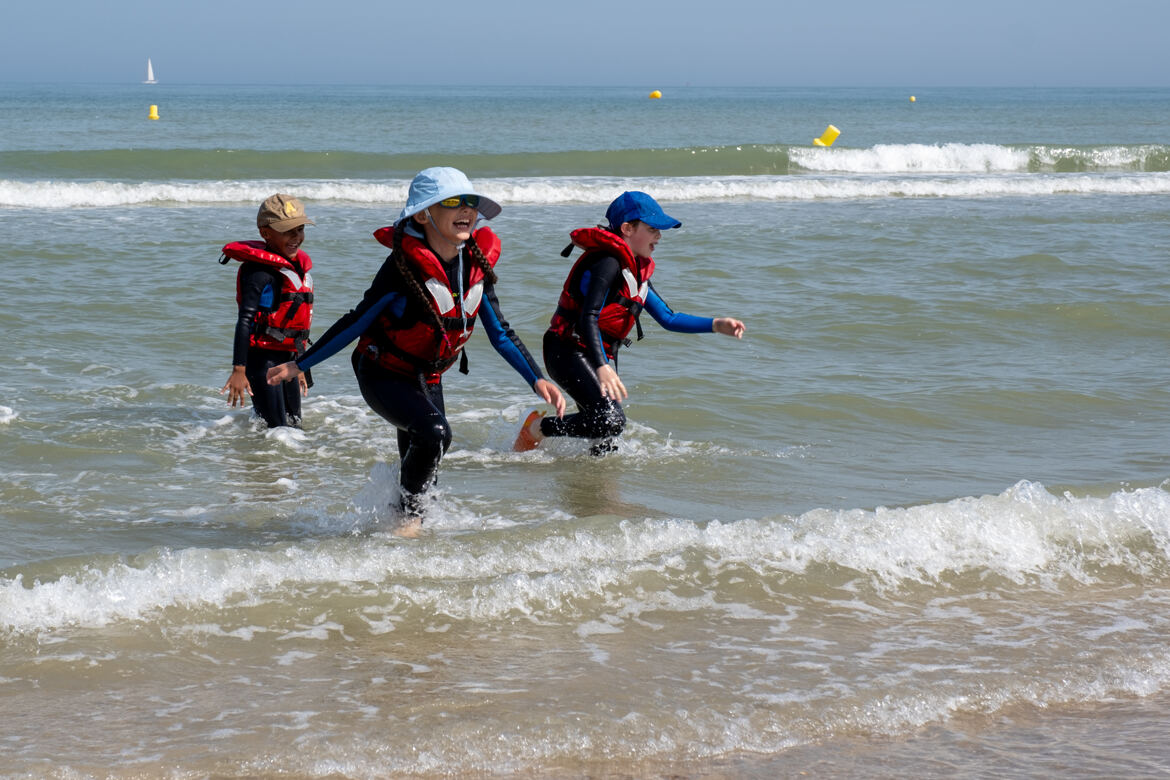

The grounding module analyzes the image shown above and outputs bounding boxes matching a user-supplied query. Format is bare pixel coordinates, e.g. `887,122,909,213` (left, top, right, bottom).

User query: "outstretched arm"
266,259,407,387
643,286,745,338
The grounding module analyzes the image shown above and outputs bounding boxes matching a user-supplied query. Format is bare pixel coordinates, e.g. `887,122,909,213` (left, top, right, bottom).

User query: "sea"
2,83,1170,778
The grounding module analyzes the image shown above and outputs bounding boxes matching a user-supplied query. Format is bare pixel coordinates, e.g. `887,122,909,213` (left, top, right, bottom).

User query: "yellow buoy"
649,90,662,99
148,104,159,120
813,124,840,147
910,95,917,103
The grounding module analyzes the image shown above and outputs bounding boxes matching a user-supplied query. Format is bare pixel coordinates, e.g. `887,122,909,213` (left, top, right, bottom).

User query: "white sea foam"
3,169,1170,210
536,172,1170,204
791,142,1167,174
791,143,1032,173
3,481,1169,635
0,179,411,209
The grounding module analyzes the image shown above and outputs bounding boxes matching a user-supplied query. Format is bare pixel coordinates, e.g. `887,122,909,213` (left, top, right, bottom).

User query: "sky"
2,0,1167,87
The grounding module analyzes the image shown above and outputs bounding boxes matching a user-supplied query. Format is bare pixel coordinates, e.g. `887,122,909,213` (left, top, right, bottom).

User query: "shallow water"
3,85,1170,777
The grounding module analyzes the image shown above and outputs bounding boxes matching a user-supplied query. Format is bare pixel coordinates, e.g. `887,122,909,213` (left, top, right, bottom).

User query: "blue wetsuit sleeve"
476,281,543,387
643,285,714,334
295,259,406,371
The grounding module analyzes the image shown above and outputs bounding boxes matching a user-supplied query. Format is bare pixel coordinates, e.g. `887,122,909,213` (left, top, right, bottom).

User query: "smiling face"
259,224,305,261
619,220,662,258
414,201,476,259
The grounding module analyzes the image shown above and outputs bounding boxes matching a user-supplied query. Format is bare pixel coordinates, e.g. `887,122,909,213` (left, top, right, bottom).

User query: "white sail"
144,59,157,84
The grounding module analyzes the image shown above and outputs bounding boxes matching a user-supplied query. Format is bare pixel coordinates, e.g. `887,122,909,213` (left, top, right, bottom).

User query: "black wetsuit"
233,262,308,428
541,253,712,454
295,228,544,512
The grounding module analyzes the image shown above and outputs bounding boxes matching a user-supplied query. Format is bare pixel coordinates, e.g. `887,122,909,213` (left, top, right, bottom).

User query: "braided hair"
464,229,498,286
392,221,448,338
392,213,498,330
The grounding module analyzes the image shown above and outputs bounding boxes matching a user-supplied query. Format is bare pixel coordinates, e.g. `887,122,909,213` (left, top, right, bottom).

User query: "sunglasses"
436,194,480,209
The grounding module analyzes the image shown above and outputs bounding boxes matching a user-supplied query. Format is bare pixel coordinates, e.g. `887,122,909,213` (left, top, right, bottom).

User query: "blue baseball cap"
397,166,502,224
605,191,681,231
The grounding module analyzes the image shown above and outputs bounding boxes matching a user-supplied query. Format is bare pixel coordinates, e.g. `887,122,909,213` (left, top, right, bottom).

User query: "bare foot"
392,516,423,538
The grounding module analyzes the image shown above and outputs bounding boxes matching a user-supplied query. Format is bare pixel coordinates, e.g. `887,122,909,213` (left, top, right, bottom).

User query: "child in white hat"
267,168,563,534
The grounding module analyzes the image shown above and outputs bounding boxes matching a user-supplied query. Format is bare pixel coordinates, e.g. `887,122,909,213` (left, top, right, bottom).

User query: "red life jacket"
220,240,314,353
547,227,655,360
357,226,500,383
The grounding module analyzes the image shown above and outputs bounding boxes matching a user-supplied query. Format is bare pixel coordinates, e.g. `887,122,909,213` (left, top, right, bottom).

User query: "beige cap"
257,194,314,232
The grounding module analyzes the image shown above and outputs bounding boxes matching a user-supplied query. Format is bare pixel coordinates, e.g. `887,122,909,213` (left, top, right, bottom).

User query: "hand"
596,363,628,401
267,360,303,386
220,366,251,407
298,372,309,397
713,317,746,338
533,378,566,418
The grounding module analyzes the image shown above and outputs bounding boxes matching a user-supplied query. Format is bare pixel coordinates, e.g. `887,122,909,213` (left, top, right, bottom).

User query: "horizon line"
3,81,1169,90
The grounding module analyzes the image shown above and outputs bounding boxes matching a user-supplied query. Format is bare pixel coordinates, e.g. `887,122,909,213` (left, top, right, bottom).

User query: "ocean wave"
3,170,1170,209
790,143,1170,174
1,143,1167,184
792,143,1031,173
3,481,1169,635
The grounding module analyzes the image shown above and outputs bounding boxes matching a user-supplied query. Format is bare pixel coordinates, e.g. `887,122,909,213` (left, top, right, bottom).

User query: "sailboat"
143,58,157,85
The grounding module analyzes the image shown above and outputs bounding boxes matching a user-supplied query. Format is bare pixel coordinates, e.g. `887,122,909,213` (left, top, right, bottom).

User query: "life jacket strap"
438,315,470,333
614,295,645,341
259,326,312,353
363,336,458,375
273,292,313,328
277,291,314,304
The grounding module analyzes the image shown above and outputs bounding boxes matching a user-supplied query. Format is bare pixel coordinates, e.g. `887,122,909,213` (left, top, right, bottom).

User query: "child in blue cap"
268,167,564,535
513,191,745,455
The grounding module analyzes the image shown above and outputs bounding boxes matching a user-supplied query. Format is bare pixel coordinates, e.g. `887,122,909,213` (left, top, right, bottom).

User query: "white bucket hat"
396,166,501,225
